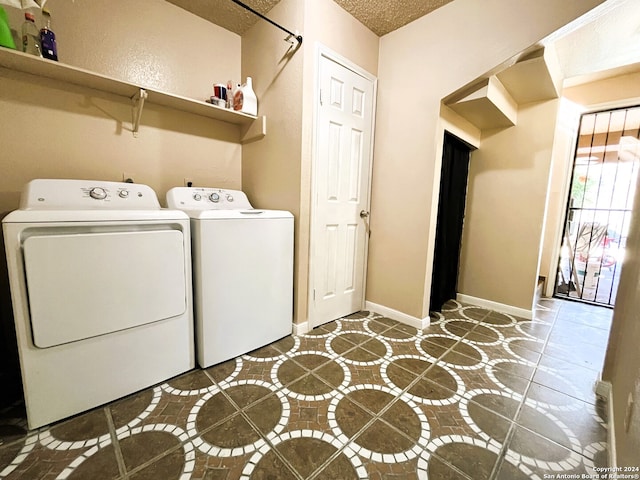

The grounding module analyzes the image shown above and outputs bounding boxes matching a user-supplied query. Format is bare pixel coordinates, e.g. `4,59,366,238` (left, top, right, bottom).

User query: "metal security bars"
555,106,640,307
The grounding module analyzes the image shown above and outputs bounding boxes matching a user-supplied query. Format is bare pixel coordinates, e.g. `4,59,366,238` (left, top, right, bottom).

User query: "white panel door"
312,51,375,328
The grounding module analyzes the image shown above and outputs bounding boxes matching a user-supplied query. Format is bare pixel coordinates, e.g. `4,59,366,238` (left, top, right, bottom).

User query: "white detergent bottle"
240,77,257,116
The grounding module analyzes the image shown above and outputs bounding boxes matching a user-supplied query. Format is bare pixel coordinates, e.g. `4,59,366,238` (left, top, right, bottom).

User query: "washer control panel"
167,187,252,210
20,179,161,210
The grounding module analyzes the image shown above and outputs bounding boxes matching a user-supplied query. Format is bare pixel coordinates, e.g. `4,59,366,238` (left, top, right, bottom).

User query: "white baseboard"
456,293,533,320
292,321,310,335
365,301,430,329
595,379,616,469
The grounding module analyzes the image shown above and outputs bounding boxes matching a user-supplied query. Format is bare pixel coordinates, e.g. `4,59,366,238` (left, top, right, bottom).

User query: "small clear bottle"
21,12,41,57
40,8,58,61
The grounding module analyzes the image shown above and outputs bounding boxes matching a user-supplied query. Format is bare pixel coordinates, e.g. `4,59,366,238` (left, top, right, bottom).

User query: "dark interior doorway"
430,131,472,312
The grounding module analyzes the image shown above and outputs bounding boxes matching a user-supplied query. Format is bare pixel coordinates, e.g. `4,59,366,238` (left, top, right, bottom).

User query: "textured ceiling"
167,0,454,37
333,0,454,36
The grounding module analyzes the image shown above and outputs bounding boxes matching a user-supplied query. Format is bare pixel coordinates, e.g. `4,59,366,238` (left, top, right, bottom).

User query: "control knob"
226,194,234,202
209,193,220,203
193,194,202,201
118,190,129,198
89,187,107,200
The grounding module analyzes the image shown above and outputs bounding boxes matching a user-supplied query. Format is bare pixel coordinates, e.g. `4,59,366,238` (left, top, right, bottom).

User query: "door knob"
360,210,370,218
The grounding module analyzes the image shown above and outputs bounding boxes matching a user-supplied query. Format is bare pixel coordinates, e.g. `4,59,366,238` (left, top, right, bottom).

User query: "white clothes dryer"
3,179,195,429
166,187,293,368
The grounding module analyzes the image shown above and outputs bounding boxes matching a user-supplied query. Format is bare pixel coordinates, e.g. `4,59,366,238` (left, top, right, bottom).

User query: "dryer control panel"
166,187,252,210
19,179,161,210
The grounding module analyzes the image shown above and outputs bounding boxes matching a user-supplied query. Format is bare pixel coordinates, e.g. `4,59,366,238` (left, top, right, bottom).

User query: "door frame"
544,97,640,299
308,43,378,330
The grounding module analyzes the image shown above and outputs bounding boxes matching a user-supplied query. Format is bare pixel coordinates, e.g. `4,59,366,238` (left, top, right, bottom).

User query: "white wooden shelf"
0,48,265,141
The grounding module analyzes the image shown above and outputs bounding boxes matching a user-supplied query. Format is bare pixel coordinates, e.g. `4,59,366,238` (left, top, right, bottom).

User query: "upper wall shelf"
0,48,265,141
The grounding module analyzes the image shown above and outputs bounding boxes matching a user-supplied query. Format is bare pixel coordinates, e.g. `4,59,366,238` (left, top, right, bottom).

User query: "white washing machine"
3,179,195,429
166,187,293,368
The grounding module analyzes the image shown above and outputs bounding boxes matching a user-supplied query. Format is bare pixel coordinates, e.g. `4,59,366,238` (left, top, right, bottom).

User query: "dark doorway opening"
430,131,473,312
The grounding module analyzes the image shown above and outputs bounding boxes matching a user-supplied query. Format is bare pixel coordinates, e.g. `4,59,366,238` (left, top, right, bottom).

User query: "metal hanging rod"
231,0,303,45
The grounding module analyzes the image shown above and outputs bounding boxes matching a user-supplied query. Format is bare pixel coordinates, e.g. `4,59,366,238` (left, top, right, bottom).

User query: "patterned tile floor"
0,298,612,479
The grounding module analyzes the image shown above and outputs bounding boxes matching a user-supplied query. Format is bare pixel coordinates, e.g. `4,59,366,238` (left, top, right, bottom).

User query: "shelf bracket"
131,88,148,137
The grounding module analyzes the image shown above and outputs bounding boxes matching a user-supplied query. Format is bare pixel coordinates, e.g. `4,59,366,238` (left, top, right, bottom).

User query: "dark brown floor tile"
493,457,541,480
3,444,87,480
515,401,584,456
389,357,432,377
244,343,283,360
225,383,273,410
334,396,373,437
128,445,184,480
287,373,335,396
460,306,490,321
463,324,502,344
312,452,361,480
423,364,461,393
465,400,512,444
355,418,416,453
119,430,182,473
249,448,298,480
466,390,522,420
271,335,298,353
244,393,284,435
110,389,156,429
425,454,472,479
205,359,239,383
429,442,500,480
380,398,424,440
443,320,478,338
315,361,346,387
342,345,383,362
305,321,339,336
48,407,110,442
200,412,261,448
276,358,308,386
505,424,590,477
488,359,536,383
274,437,340,478
382,323,421,340
419,335,458,359
67,443,122,480
441,342,486,368
483,311,516,326
167,369,214,391
194,392,237,432
407,377,459,403
369,316,400,330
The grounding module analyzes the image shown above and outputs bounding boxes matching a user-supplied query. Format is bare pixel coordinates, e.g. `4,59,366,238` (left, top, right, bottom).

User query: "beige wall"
240,0,305,323
368,0,604,320
603,165,640,466
241,0,378,326
0,0,244,214
457,99,559,313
